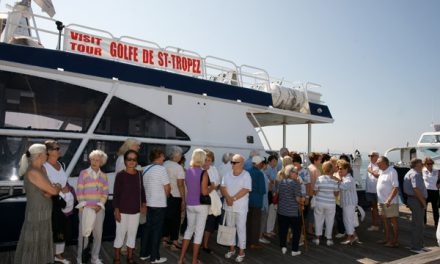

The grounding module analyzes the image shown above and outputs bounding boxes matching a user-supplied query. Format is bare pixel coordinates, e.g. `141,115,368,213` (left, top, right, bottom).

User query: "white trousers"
266,204,277,233
184,205,209,244
114,213,140,248
226,210,248,249
342,205,356,236
314,203,336,239
55,242,65,255
77,209,105,263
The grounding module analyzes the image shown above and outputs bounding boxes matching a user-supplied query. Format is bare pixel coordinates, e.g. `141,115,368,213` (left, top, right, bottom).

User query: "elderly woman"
313,161,339,246
178,149,210,264
337,160,359,245
113,150,146,264
115,138,141,173
163,146,186,250
43,140,74,264
14,144,61,264
423,157,440,226
76,150,109,264
278,165,304,256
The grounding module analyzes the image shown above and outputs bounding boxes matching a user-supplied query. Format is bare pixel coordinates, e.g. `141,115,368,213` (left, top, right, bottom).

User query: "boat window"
95,97,190,140
0,70,106,132
420,134,440,144
71,140,189,176
0,136,81,181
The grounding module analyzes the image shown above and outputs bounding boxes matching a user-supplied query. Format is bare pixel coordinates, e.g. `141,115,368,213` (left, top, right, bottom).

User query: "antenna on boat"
55,20,63,50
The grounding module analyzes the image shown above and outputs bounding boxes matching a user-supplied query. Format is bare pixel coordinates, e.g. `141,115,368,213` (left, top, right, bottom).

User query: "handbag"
217,211,236,246
272,192,279,205
139,165,156,224
200,170,212,205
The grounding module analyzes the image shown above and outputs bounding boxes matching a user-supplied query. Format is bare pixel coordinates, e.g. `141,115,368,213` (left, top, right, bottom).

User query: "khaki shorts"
378,203,399,218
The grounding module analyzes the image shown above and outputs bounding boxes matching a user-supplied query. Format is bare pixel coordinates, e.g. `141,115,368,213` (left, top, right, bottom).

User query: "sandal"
113,259,121,264
376,239,388,244
385,242,399,248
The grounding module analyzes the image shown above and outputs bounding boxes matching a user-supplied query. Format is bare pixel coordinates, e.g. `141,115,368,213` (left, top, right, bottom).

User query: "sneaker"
54,256,71,264
335,233,345,239
235,254,245,263
91,259,104,264
259,237,270,244
312,238,319,245
409,248,425,254
291,251,301,256
281,247,287,254
225,250,236,259
140,256,150,261
421,247,431,252
367,225,379,231
151,257,167,263
326,239,334,246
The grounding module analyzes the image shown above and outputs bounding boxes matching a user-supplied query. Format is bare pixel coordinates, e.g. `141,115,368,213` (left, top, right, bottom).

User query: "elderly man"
246,155,267,249
221,154,252,263
403,158,427,254
244,150,260,171
366,151,380,231
376,156,399,248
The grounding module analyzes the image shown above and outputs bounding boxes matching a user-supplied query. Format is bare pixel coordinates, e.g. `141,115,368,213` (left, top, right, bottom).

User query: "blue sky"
8,0,440,155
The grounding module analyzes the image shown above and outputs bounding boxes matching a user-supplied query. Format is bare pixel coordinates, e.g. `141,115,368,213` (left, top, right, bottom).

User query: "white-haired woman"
163,146,186,250
14,144,61,264
76,150,109,264
178,149,209,264
115,138,141,173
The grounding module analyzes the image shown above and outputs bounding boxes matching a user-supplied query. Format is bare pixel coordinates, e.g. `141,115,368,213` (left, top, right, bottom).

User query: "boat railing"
0,8,321,110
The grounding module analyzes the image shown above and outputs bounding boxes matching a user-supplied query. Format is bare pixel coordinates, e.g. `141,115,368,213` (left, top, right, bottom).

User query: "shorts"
365,192,378,204
378,203,399,218
204,214,218,232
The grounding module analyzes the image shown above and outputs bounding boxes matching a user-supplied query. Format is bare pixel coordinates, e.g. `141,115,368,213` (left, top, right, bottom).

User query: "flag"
32,0,55,17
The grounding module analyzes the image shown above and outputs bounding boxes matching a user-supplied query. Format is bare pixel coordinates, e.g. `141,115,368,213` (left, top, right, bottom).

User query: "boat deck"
1,206,439,264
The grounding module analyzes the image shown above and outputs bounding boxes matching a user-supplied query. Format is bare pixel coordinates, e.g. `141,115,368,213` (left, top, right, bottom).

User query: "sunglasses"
126,158,138,162
49,147,60,151
231,161,240,165
426,163,434,165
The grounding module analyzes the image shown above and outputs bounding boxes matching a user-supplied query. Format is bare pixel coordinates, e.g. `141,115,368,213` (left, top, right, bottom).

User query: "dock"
1,206,440,264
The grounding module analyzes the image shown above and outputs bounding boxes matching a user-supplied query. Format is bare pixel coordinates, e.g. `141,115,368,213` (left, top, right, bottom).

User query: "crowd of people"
13,140,440,264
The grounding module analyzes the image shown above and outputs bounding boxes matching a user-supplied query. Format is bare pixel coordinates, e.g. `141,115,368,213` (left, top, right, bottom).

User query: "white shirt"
143,164,170,207
422,167,439,190
217,162,232,197
164,160,185,198
207,165,219,186
43,161,68,187
365,162,379,193
376,166,399,204
221,170,252,213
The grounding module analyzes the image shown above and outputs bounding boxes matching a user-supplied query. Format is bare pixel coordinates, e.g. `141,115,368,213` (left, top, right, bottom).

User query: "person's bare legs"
372,202,379,227
178,239,190,264
390,217,398,244
381,216,390,242
191,244,201,264
202,231,210,249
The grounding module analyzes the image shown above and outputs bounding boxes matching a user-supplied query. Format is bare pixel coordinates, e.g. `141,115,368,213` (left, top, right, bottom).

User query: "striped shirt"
278,179,302,217
314,175,338,205
143,164,169,207
76,167,109,208
298,168,310,196
339,174,358,207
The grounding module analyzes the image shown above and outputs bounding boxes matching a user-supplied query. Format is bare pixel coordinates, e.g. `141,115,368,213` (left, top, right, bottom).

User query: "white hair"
89,149,108,166
19,143,46,176
166,145,183,160
249,149,260,158
117,138,141,156
222,152,232,163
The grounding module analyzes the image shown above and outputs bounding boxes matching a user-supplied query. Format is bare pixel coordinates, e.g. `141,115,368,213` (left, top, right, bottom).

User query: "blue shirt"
403,169,428,198
244,157,253,171
264,165,279,192
247,166,266,208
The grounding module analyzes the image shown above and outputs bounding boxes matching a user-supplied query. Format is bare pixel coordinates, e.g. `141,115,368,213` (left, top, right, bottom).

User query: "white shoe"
409,248,425,254
291,251,301,256
312,238,319,245
367,225,379,231
91,259,104,264
140,255,150,261
151,257,167,263
235,254,245,263
326,239,334,246
281,247,287,254
54,256,71,264
225,250,236,259
335,233,345,239
259,237,270,244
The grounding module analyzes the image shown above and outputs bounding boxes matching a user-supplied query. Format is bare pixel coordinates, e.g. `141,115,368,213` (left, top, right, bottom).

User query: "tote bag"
217,211,236,246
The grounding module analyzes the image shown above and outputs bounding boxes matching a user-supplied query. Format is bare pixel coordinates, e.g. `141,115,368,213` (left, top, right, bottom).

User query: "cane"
300,205,308,252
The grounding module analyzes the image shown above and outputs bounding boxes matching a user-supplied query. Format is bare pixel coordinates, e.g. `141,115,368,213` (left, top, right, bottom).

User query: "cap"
252,155,265,164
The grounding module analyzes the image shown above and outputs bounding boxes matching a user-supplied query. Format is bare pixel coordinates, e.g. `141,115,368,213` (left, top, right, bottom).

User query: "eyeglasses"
231,161,240,165
49,147,60,151
368,155,376,157
426,163,434,165
338,167,346,170
126,158,137,162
